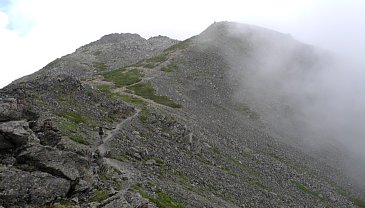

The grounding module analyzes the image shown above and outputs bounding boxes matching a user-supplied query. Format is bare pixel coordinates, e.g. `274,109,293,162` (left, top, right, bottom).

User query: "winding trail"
98,108,141,157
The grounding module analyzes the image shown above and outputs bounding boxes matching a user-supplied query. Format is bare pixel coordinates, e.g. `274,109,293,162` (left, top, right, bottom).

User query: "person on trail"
98,127,104,140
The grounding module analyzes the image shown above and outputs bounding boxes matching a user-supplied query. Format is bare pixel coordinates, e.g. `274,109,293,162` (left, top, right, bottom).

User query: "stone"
38,130,61,147
0,120,32,146
0,98,22,122
16,144,91,181
0,167,70,207
145,159,157,166
0,134,14,150
132,130,140,135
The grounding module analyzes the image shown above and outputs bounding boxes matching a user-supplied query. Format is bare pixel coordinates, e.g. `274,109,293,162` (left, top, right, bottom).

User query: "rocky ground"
0,22,364,207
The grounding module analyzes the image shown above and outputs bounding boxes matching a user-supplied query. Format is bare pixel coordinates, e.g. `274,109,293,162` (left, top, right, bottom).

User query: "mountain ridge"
1,21,364,208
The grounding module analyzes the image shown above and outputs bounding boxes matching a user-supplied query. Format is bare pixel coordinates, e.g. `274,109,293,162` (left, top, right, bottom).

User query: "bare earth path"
98,108,141,157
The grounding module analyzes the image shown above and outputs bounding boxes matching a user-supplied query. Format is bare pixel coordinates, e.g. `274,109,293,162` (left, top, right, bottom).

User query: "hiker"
98,127,104,140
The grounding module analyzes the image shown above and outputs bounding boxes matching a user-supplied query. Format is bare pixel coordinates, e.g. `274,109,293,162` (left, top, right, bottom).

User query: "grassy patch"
93,51,102,56
114,94,146,106
44,58,61,70
70,136,89,145
59,120,78,133
133,185,185,208
127,81,181,108
161,63,178,72
222,166,238,177
349,197,365,208
93,62,108,72
140,107,150,123
291,180,322,198
146,53,169,63
112,154,128,162
210,147,259,176
335,186,365,208
102,68,142,87
92,190,109,203
155,158,164,165
144,63,155,69
96,84,113,94
211,147,222,155
56,111,85,124
164,39,192,52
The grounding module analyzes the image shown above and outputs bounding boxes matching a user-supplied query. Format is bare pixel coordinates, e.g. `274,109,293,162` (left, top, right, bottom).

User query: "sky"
0,0,364,88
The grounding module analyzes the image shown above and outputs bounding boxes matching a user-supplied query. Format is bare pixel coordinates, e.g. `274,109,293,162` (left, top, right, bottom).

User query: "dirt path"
98,108,141,157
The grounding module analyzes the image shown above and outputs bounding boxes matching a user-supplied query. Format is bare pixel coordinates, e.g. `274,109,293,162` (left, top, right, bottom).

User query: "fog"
203,22,365,182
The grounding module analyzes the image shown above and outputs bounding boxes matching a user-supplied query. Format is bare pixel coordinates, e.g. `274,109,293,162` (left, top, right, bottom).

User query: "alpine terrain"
0,22,364,208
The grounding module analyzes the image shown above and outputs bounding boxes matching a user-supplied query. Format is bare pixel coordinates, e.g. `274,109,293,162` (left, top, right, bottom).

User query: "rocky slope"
0,21,364,208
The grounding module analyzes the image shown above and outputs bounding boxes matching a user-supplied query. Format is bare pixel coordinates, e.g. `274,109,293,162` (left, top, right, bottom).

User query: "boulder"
38,130,61,147
103,189,152,208
0,167,70,207
0,134,13,150
0,120,39,147
0,98,22,122
16,144,91,181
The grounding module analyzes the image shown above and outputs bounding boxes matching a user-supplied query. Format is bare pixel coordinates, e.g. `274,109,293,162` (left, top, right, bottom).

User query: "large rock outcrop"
0,167,71,207
0,120,39,147
17,144,92,181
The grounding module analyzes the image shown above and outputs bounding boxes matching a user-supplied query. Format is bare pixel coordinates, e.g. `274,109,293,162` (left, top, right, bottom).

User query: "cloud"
0,0,365,88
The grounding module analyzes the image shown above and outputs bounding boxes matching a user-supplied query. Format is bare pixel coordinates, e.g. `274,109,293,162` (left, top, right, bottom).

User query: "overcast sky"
0,0,364,88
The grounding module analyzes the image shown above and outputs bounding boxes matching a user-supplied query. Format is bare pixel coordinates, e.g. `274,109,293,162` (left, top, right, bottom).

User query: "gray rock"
0,134,13,150
16,144,91,181
0,98,22,121
145,159,157,166
103,190,154,208
38,130,61,147
0,167,70,207
0,120,39,147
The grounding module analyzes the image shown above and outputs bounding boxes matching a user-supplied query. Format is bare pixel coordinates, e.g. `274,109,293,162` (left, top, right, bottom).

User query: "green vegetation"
59,119,78,133
222,166,238,177
210,146,259,176
44,58,61,70
291,180,322,198
155,158,165,165
93,62,108,72
56,111,85,124
92,190,109,202
133,185,185,208
127,81,181,108
161,63,178,72
96,84,113,93
69,136,89,145
349,197,365,208
164,39,192,52
146,53,169,63
115,94,146,106
102,68,142,87
93,51,102,56
140,107,150,123
112,154,128,162
96,84,146,106
211,147,222,155
334,186,365,208
144,63,156,68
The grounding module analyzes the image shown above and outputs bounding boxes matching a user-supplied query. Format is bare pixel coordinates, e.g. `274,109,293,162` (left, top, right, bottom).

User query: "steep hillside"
0,22,364,208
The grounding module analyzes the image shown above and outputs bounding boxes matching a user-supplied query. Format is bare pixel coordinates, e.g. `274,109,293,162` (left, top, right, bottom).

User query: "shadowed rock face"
0,22,364,207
